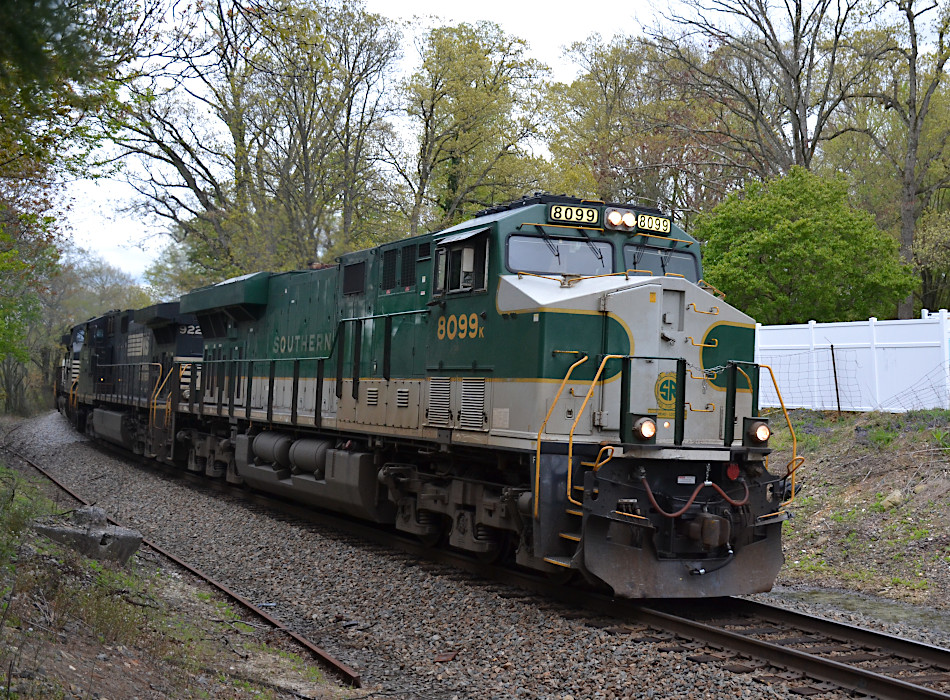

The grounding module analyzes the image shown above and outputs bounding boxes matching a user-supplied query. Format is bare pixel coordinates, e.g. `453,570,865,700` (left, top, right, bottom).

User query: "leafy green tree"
0,0,155,402
1,245,153,414
391,21,548,235
545,34,737,226
695,168,915,324
116,0,401,275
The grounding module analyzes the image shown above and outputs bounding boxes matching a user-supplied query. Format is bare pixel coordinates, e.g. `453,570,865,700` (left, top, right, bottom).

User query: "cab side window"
433,232,488,296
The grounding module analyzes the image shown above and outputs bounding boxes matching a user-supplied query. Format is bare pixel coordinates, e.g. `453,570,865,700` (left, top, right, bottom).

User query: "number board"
548,204,600,226
636,213,672,235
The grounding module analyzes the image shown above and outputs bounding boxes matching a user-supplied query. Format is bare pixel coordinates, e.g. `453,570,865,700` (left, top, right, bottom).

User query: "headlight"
633,417,657,440
604,207,635,231
746,420,770,444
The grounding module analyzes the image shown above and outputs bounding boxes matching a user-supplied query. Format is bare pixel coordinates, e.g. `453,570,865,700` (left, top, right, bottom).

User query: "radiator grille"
427,377,451,427
127,331,150,357
459,378,486,430
396,387,410,408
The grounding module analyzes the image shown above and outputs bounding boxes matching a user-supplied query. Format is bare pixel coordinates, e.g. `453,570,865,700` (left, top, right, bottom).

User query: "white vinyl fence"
754,310,950,413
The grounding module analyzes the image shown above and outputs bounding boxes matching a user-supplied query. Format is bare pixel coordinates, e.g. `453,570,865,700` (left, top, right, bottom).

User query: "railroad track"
0,445,362,689
620,597,950,699
11,437,950,699
218,478,950,699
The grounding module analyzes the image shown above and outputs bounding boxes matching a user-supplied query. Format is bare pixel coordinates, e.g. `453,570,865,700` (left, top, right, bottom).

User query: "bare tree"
651,0,889,178
847,0,950,317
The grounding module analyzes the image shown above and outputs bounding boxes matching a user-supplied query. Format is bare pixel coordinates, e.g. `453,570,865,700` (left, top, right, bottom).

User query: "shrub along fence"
755,310,950,413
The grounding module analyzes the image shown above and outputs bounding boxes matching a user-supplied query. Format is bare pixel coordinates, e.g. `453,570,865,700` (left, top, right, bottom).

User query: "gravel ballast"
7,412,947,698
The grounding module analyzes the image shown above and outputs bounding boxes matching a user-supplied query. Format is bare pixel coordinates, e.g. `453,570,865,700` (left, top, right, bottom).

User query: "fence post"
869,317,880,410
808,320,817,410
830,344,841,417
941,309,950,410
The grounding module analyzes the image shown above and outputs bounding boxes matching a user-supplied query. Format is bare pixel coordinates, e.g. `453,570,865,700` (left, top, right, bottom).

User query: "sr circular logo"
654,372,677,411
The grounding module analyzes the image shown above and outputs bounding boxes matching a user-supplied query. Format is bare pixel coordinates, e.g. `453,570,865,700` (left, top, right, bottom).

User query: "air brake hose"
640,477,750,518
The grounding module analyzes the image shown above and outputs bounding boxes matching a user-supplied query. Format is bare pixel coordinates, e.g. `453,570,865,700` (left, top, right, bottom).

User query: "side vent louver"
366,387,379,406
459,378,486,431
427,377,451,427
396,387,410,408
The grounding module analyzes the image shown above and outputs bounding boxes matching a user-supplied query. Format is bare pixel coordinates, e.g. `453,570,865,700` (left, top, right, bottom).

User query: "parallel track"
626,598,950,699
0,445,362,689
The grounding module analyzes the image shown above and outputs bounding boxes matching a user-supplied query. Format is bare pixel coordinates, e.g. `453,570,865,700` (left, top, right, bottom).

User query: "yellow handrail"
146,363,167,429
686,402,715,412
687,303,720,315
686,337,718,348
758,363,804,504
566,354,625,507
149,363,179,430
736,365,753,392
698,279,726,298
534,352,589,519
170,363,191,428
587,445,616,473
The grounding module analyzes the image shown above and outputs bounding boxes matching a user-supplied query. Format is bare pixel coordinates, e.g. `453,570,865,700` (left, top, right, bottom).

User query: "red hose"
640,477,749,519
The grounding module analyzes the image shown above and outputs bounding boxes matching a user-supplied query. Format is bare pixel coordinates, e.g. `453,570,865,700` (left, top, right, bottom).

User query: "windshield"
507,235,613,276
623,244,699,282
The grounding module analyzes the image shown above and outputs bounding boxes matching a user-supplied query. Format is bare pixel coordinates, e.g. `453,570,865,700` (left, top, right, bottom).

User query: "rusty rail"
4,447,361,688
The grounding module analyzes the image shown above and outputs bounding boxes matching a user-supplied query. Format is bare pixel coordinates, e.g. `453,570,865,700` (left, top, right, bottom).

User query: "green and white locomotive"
59,194,795,598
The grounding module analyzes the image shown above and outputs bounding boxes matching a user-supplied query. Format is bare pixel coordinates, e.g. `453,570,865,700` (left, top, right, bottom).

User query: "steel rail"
630,604,950,700
730,598,950,669
2,446,362,688
19,433,950,699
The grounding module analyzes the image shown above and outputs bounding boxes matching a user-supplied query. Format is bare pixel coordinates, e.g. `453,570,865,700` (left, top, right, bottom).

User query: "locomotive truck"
58,194,798,598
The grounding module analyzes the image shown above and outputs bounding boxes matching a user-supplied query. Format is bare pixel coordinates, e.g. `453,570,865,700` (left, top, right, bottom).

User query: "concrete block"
34,506,143,566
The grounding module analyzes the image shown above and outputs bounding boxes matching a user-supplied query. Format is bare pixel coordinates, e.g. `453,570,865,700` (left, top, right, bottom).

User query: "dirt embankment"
769,409,950,609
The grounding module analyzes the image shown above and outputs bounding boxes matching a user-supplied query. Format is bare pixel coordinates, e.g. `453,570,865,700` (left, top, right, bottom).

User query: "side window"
342,261,366,295
434,233,489,295
434,249,446,295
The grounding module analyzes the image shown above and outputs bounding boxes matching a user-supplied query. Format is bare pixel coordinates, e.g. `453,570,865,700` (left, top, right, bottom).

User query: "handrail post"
724,362,737,446
383,316,393,380
620,357,632,442
315,358,324,429
228,356,237,418
196,360,204,415
245,359,253,420
675,358,686,445
335,321,345,399
291,359,300,424
267,360,276,423
352,319,362,400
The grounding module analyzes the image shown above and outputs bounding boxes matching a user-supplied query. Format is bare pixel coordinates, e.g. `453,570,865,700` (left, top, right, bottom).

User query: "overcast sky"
67,0,656,282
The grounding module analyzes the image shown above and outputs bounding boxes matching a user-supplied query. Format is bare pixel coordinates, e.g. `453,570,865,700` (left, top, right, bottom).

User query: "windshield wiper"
530,224,560,260
577,228,603,263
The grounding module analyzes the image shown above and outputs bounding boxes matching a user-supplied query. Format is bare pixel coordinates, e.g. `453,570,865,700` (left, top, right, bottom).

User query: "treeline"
2,0,950,413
